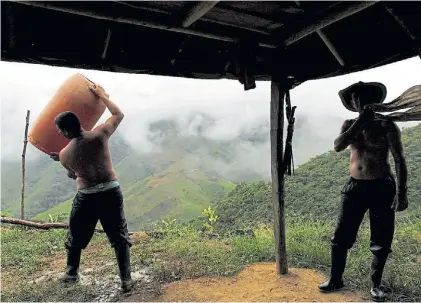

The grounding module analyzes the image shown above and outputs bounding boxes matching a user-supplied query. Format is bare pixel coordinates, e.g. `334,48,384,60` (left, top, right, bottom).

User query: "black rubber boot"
114,244,134,293
61,248,81,286
319,246,347,293
370,254,389,302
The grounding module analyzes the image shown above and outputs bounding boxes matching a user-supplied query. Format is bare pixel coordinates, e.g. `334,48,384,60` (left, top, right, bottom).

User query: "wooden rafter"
181,1,219,28
101,29,112,59
115,1,272,35
13,1,379,51
316,29,345,66
13,1,276,48
294,1,345,66
384,4,421,59
285,1,379,46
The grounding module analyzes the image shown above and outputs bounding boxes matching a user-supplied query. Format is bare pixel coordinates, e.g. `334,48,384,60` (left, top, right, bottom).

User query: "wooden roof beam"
284,1,379,46
13,1,276,48
181,1,219,28
294,1,344,66
316,29,345,66
114,2,271,35
384,4,421,59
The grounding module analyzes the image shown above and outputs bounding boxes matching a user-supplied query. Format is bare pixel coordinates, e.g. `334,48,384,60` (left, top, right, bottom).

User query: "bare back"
346,119,392,179
59,131,117,190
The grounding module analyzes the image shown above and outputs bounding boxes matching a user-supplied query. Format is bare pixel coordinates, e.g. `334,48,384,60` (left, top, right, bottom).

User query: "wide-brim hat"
339,81,387,112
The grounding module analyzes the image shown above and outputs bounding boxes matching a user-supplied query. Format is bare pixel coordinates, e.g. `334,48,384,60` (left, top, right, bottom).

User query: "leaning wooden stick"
0,217,106,233
21,110,30,220
0,217,135,235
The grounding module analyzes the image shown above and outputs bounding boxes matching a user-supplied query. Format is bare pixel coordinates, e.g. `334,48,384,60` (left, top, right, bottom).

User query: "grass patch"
1,228,65,273
1,281,96,302
1,219,420,302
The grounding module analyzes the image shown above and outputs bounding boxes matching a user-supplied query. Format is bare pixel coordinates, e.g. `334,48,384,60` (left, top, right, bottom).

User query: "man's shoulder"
85,130,108,141
379,120,399,132
341,118,355,129
343,118,357,124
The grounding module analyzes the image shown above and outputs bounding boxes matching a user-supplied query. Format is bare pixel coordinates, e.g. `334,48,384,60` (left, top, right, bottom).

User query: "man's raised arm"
334,107,374,152
90,85,124,137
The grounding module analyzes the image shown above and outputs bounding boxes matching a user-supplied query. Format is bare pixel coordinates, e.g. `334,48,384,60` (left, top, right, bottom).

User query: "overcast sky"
1,56,420,163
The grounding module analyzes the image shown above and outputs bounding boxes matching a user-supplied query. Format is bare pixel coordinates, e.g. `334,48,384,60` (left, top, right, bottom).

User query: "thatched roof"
2,1,421,89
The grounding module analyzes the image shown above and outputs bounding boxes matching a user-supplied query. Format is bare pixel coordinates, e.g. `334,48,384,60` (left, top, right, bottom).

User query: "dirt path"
135,263,365,302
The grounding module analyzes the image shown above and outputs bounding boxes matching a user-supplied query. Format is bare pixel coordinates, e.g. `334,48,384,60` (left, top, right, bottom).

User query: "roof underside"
2,1,421,89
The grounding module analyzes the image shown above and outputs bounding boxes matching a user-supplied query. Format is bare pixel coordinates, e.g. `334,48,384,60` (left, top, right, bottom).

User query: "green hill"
2,124,239,229
34,158,234,230
215,124,421,230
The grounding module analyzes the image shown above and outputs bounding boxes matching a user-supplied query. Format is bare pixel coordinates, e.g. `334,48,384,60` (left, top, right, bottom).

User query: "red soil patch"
128,262,365,302
147,177,168,188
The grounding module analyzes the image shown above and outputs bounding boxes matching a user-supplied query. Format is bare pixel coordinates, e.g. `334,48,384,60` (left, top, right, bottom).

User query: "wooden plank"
270,78,288,275
181,1,219,28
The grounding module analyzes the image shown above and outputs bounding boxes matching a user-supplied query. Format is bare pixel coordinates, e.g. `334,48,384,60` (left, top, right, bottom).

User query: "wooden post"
270,79,288,274
21,110,30,220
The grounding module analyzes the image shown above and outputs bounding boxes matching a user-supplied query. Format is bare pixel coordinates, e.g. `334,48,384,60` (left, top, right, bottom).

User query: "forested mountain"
215,124,421,230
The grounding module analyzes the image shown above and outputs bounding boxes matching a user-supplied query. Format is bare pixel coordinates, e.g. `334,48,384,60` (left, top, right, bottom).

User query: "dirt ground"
142,263,365,302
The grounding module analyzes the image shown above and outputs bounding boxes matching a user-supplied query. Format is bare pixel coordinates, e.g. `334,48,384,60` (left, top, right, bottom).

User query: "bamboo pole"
21,110,30,220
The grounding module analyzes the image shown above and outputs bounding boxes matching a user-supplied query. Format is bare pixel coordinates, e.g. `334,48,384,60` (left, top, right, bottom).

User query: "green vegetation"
216,124,421,229
2,217,420,302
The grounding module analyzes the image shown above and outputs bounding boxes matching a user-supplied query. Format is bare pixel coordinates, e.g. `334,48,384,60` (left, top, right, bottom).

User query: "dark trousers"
65,186,132,251
330,176,396,284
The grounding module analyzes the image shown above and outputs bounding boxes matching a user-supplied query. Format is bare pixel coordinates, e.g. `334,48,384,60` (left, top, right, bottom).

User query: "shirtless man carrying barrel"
50,84,134,292
318,82,408,302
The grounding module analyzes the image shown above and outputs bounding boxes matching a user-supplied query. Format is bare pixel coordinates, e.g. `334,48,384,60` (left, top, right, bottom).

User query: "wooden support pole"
181,1,219,28
21,110,30,220
270,79,288,275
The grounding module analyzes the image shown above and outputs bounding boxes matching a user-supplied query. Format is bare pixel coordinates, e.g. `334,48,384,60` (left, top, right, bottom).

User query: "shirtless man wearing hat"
318,82,408,302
